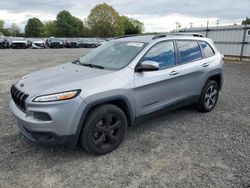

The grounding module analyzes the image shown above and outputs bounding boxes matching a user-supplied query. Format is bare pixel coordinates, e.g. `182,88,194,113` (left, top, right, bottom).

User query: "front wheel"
80,104,127,155
196,80,219,112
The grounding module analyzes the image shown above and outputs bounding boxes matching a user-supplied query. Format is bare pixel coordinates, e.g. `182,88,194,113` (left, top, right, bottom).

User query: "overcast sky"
0,0,249,32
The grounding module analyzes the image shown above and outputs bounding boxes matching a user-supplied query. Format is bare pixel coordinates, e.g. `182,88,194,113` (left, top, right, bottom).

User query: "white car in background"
9,38,28,49
32,40,46,49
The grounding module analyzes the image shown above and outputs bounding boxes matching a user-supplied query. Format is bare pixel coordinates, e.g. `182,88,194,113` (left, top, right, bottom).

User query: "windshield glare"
79,41,147,70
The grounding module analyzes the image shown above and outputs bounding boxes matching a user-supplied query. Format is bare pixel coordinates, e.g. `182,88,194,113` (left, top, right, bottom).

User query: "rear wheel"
196,80,219,112
80,104,127,155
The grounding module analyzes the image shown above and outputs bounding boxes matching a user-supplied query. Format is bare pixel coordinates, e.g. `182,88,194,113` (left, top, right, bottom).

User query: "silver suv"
9,33,223,155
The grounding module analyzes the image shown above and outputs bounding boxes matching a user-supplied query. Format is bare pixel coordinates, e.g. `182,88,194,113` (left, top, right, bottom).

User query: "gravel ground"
0,49,249,188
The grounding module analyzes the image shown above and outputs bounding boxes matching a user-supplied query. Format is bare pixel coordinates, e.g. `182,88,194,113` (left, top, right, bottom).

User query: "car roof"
115,33,211,43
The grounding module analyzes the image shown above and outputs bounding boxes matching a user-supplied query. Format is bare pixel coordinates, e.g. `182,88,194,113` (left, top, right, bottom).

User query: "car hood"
15,62,113,97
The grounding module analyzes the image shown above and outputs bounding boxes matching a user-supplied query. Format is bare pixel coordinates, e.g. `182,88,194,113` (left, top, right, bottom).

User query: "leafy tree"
0,20,4,36
9,23,21,37
55,10,84,37
25,18,44,37
87,3,124,37
1,28,10,36
0,20,4,29
122,16,144,35
43,21,57,37
242,17,250,25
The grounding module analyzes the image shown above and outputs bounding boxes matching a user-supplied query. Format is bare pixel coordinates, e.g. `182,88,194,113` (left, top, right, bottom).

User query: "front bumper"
32,43,45,49
9,97,86,147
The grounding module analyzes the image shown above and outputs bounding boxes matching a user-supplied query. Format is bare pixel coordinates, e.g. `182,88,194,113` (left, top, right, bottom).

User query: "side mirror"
136,60,159,72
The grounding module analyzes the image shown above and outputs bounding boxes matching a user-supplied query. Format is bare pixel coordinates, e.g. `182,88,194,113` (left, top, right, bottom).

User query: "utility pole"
190,22,193,28
216,20,219,27
175,22,180,32
206,20,209,37
240,16,248,61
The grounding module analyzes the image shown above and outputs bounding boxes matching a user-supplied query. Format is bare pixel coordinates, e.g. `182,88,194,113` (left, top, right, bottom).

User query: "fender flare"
74,96,135,144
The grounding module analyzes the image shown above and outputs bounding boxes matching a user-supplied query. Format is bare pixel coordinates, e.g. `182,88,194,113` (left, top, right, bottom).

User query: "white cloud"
0,10,56,29
129,14,242,33
0,0,248,32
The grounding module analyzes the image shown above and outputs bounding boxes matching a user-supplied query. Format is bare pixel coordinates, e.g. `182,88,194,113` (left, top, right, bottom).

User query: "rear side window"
142,41,176,69
177,41,202,64
199,41,215,58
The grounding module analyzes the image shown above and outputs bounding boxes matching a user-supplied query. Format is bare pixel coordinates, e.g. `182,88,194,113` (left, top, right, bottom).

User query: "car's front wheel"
196,80,219,112
80,104,127,155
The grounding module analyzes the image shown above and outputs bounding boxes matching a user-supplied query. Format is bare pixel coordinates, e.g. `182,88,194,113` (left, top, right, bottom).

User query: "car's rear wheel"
196,80,219,112
80,104,127,155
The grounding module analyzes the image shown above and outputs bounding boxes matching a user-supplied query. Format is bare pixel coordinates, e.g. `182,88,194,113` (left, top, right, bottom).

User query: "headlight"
33,90,81,102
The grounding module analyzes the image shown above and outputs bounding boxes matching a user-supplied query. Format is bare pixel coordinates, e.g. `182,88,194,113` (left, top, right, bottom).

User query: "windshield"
79,41,147,70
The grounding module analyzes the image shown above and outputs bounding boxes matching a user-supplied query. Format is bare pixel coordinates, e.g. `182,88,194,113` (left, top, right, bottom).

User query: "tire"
80,104,127,155
196,80,219,112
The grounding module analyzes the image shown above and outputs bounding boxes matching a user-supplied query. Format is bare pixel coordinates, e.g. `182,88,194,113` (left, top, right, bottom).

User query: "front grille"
13,43,26,48
10,85,29,111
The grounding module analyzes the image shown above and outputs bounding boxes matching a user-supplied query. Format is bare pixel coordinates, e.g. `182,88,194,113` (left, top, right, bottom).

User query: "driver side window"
142,41,176,70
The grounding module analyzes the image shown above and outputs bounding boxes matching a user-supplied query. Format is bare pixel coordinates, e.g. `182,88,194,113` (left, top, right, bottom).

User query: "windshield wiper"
72,59,81,64
72,59,104,69
82,63,104,69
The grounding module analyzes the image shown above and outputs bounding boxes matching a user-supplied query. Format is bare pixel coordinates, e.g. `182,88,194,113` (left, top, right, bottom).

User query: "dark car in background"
0,38,9,49
64,39,79,48
46,38,64,48
9,38,28,49
80,38,101,48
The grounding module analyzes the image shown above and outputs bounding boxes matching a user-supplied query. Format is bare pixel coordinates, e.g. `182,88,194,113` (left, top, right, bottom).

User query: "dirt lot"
0,49,249,188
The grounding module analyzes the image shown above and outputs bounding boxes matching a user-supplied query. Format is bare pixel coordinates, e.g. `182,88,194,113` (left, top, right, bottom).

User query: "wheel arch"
207,73,223,90
75,96,135,145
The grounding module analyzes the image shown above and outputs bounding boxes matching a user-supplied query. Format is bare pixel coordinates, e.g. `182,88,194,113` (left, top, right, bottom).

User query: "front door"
134,41,181,117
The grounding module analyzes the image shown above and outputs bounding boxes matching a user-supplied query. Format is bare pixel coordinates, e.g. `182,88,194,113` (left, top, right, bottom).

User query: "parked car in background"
26,40,32,48
9,38,28,49
97,39,107,46
32,40,46,49
0,38,9,49
46,38,64,48
64,39,79,48
81,38,101,48
78,39,87,48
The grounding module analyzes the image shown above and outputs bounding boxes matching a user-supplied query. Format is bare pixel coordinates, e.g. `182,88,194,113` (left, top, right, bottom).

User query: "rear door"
176,40,215,100
134,41,182,117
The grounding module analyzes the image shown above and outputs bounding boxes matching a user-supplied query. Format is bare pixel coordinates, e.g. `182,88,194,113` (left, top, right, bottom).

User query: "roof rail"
115,33,156,39
169,32,204,37
115,34,140,39
152,32,204,40
152,34,167,40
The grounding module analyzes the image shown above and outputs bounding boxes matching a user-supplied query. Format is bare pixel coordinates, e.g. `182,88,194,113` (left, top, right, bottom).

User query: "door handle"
202,63,209,67
169,70,179,75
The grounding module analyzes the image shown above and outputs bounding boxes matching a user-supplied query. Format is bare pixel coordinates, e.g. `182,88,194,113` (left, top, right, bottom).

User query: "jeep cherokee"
9,33,223,155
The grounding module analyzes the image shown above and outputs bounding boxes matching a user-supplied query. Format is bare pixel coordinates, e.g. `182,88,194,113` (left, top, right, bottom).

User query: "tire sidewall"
81,104,127,155
199,80,219,112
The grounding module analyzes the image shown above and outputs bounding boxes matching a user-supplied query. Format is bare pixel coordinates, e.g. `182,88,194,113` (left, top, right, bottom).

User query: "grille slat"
11,85,29,111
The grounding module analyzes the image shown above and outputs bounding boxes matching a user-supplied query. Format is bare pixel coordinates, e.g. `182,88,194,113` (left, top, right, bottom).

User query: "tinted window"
177,41,202,64
142,41,175,69
199,41,215,58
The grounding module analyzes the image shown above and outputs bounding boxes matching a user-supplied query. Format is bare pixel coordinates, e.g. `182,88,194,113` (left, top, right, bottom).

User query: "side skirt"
135,96,199,124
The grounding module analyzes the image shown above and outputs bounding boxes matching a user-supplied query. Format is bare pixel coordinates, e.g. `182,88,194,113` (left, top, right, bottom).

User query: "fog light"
33,112,52,121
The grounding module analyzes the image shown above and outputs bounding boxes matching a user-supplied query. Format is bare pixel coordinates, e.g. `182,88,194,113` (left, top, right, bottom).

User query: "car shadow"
1,105,200,171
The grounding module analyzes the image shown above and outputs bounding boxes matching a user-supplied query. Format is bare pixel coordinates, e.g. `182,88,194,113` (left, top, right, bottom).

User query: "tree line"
0,3,144,38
